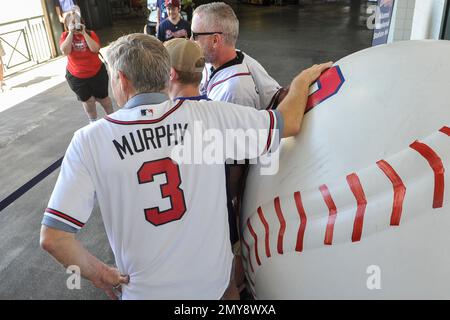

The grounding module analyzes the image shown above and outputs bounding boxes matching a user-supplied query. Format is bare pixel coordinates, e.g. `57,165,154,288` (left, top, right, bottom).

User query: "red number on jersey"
137,158,186,226
305,65,345,113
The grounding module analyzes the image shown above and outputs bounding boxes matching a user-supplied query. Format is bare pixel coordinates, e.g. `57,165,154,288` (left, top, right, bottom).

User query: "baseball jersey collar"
174,94,210,101
209,50,244,78
123,93,169,109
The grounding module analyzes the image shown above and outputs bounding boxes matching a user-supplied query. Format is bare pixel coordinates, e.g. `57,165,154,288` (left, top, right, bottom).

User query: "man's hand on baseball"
293,62,334,89
92,265,130,300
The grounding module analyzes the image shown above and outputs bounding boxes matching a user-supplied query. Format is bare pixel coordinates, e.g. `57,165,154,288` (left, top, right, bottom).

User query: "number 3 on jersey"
137,158,186,226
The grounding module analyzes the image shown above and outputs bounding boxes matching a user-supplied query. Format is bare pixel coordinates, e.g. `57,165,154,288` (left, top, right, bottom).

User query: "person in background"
60,9,113,123
157,0,191,42
54,0,78,24
156,0,168,34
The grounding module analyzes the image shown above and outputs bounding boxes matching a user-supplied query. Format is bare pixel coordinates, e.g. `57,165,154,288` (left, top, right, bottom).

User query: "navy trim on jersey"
209,51,245,79
123,93,169,109
105,100,185,125
175,94,210,101
42,215,78,233
264,110,275,153
45,208,85,228
273,109,284,141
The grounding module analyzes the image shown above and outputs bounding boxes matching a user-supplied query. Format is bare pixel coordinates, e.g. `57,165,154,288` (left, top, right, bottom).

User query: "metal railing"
0,15,53,77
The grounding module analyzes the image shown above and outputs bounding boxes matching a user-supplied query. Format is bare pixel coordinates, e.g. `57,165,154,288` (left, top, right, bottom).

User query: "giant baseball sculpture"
241,40,450,299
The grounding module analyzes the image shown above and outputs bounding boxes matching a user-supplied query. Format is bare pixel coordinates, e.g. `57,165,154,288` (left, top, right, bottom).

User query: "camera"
75,23,82,31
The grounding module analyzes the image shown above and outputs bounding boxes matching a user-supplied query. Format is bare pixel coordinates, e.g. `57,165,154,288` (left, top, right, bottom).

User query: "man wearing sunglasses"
191,2,282,111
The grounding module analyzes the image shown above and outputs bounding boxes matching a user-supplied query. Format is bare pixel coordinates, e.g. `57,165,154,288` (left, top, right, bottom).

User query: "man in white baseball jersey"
40,33,331,299
191,2,287,292
191,2,283,110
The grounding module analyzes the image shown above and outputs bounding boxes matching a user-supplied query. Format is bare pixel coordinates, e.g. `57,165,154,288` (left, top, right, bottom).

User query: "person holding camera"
60,9,113,123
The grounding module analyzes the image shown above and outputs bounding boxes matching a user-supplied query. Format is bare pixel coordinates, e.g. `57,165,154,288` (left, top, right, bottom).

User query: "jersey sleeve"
243,53,281,109
42,131,95,233
201,101,283,161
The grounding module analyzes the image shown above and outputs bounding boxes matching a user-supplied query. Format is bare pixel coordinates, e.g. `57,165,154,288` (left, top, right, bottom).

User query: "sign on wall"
372,0,396,46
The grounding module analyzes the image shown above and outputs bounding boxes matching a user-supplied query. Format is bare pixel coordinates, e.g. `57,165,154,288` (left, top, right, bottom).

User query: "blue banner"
372,0,395,46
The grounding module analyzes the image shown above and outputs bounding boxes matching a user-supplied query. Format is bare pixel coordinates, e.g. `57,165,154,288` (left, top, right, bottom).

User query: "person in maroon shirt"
60,9,113,123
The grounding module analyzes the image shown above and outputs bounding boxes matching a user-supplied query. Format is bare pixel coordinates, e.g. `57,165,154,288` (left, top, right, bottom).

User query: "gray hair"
193,2,239,46
106,33,170,93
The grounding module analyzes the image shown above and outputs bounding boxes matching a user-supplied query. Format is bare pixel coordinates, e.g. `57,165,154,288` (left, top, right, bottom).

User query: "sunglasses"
191,32,223,40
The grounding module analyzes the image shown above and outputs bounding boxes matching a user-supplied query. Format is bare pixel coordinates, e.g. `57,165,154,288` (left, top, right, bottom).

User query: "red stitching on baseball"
274,197,286,254
257,207,271,258
439,126,450,136
294,191,307,252
346,173,368,242
410,140,445,209
247,218,262,266
376,159,406,226
320,184,338,245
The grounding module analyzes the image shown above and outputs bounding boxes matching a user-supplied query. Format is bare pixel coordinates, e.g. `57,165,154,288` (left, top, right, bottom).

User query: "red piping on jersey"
241,237,254,273
439,126,450,136
410,141,445,209
104,100,184,125
207,72,252,93
294,191,307,252
346,173,367,242
376,160,406,226
257,207,271,258
274,197,286,254
320,184,338,245
45,208,85,227
247,218,261,266
264,111,275,154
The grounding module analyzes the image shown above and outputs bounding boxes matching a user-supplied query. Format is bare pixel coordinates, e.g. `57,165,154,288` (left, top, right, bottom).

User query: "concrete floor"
0,0,372,299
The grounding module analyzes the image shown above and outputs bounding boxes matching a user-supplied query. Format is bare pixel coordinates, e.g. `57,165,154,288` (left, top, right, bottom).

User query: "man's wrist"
91,261,109,288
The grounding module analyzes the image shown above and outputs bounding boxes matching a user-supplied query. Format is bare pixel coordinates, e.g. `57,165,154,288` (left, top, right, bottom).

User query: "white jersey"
42,93,281,299
201,51,281,110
